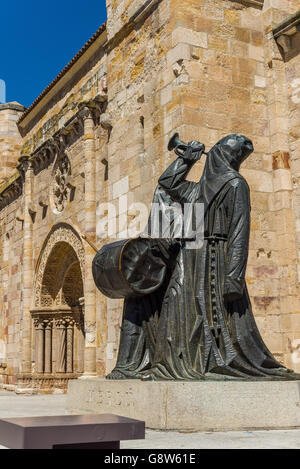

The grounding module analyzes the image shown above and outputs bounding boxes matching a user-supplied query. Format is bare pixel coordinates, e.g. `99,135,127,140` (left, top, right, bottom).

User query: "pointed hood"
198,134,254,213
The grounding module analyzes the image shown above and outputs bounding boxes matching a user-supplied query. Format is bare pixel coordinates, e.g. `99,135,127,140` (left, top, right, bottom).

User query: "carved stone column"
66,317,75,374
80,106,97,376
34,318,44,374
20,158,34,374
74,307,85,374
55,317,66,373
43,318,53,374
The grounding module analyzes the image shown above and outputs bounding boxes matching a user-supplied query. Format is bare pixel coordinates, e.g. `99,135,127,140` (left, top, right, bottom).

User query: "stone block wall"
0,103,25,185
103,0,300,371
260,1,300,368
0,197,24,386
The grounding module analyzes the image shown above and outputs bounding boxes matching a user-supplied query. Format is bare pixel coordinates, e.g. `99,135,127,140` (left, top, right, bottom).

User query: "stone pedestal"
67,378,300,431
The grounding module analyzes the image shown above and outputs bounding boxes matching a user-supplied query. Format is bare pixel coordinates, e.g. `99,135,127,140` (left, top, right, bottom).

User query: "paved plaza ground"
0,390,299,449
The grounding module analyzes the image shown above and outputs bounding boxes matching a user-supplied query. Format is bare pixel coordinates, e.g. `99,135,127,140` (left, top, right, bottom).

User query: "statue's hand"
183,141,205,162
188,140,205,152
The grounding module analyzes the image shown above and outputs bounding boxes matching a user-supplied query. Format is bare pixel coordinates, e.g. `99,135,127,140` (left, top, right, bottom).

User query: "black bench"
0,413,145,449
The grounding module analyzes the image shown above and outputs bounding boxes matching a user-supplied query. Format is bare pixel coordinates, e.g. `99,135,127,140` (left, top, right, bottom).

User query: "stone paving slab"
122,429,300,449
0,391,67,418
0,391,300,449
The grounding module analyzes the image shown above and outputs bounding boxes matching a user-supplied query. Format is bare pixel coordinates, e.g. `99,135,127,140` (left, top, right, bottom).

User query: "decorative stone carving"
1,95,107,211
85,321,96,346
16,208,24,222
31,309,83,379
17,155,30,179
31,224,85,382
50,155,71,214
34,224,85,308
38,194,48,208
100,112,113,131
101,75,107,93
276,35,291,54
28,202,37,217
30,147,54,175
273,10,300,59
78,105,93,122
33,317,43,328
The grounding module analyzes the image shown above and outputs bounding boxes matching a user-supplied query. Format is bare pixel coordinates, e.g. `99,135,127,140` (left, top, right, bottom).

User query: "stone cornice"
0,174,23,210
0,172,20,192
133,0,163,24
230,0,263,8
31,307,72,314
0,102,26,112
0,94,107,209
30,308,84,327
23,93,106,153
273,10,300,39
22,94,106,172
273,10,300,56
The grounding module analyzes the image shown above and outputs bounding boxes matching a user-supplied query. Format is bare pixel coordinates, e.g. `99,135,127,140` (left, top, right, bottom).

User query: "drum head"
121,238,167,295
92,238,167,299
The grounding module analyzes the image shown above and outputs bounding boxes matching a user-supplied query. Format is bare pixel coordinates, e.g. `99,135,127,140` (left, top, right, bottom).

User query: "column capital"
17,156,35,180
43,317,53,329
78,104,94,121
65,315,76,328
55,317,67,328
33,317,44,329
18,155,35,172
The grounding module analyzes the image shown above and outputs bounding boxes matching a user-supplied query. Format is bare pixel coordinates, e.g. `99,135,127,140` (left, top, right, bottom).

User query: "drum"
92,238,169,299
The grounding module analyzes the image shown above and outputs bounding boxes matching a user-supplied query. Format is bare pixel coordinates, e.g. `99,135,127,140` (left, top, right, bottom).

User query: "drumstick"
81,234,99,253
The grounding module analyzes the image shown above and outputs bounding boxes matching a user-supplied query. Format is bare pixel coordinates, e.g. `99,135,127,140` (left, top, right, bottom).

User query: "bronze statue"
93,134,300,381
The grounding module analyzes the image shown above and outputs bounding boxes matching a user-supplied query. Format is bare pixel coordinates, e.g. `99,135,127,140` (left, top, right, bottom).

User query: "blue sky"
0,0,107,107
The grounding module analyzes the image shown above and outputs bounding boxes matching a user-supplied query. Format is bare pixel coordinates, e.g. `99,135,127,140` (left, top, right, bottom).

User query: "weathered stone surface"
67,378,300,431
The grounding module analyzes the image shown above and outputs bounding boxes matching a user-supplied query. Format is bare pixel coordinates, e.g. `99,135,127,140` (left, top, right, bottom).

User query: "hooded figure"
104,134,299,381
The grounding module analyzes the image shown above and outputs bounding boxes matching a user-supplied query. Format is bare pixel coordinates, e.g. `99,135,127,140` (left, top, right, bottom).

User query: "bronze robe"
107,136,299,380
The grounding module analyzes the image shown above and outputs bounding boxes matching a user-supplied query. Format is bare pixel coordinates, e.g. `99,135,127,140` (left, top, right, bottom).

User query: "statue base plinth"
67,378,300,431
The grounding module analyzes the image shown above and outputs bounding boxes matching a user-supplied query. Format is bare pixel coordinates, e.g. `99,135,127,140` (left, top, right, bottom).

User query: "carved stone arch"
34,223,85,308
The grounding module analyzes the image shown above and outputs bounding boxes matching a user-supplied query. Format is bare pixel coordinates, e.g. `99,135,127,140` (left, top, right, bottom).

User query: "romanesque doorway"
31,224,85,391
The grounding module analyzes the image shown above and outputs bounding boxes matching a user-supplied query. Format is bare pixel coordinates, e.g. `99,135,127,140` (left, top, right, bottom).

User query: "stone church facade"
0,0,299,392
